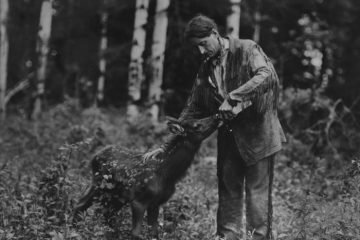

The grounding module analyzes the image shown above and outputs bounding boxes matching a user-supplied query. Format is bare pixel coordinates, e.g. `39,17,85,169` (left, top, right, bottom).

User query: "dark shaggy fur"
73,115,220,239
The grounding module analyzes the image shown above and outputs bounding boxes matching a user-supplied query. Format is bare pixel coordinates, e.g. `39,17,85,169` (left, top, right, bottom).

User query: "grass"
0,100,359,240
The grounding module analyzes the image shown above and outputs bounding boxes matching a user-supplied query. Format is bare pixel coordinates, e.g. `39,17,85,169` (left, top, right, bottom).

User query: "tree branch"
4,77,31,105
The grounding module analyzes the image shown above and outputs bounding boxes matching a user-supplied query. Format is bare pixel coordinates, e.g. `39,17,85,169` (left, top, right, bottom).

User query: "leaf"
69,232,81,238
105,182,114,189
50,231,64,240
277,233,289,238
95,231,104,236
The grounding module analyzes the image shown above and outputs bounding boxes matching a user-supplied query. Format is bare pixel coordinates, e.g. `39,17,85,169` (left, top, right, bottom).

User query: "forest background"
1,0,360,239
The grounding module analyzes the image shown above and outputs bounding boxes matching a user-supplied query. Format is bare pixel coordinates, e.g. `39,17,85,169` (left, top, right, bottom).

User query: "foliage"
273,155,360,240
5,0,359,118
0,100,359,239
280,86,360,165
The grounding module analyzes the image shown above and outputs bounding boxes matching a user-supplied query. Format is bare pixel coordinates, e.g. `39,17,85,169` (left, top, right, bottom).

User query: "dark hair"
184,15,218,40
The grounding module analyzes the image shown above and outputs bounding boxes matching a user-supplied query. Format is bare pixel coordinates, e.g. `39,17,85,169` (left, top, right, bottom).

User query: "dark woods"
1,0,360,239
4,0,360,163
5,0,360,117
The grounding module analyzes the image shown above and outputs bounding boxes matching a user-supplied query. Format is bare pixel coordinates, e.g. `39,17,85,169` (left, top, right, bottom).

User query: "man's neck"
210,37,229,65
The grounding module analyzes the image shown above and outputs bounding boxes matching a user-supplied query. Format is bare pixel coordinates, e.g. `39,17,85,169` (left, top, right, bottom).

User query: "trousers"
216,129,275,240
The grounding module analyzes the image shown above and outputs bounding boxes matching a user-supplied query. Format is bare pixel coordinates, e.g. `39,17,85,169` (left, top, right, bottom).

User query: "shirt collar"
223,37,230,50
210,38,229,66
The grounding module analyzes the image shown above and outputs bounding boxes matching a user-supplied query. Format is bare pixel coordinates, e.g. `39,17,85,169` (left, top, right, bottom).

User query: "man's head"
184,15,221,61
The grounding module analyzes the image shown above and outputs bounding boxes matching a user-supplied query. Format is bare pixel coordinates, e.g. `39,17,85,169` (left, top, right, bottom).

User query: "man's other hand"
219,100,236,120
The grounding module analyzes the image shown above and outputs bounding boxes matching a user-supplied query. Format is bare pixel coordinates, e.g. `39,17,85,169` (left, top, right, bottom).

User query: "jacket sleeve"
228,44,272,102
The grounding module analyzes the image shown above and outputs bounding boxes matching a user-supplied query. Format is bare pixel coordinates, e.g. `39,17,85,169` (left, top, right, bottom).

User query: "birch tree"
127,0,150,119
253,0,261,42
227,0,241,38
96,5,109,106
0,0,9,120
32,0,53,119
148,0,170,122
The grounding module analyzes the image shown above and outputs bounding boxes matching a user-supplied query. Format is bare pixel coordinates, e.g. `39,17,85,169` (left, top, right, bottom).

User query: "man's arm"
228,44,273,103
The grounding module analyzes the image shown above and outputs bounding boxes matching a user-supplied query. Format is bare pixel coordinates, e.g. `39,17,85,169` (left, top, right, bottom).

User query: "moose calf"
73,115,220,239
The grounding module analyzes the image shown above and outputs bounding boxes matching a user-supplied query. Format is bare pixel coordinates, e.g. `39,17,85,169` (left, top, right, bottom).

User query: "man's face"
190,31,220,61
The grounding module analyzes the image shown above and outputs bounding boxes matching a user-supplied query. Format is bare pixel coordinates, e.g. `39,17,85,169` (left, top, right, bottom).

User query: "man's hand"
143,148,164,161
219,99,236,120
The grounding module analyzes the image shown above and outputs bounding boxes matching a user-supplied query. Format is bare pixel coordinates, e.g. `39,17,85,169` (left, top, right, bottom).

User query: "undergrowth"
0,99,359,239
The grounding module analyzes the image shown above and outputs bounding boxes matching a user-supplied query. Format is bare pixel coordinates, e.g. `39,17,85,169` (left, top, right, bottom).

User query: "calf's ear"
165,116,180,125
165,116,185,134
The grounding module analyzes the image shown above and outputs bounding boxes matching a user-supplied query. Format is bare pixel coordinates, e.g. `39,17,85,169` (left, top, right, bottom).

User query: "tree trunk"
0,0,9,120
226,0,241,38
127,0,150,120
96,8,108,106
32,0,53,119
253,0,261,43
148,0,170,123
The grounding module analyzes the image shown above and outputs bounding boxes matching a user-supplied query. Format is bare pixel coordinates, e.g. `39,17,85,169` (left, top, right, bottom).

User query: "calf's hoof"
149,228,159,239
131,235,143,240
131,230,143,240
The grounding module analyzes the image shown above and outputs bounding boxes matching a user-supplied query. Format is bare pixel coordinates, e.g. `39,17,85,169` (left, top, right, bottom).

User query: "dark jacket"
168,37,286,165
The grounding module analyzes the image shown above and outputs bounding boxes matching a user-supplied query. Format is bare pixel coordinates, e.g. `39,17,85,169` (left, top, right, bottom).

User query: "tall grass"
0,99,359,239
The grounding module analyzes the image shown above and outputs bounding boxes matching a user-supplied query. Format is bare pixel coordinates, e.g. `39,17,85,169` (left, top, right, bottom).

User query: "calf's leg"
131,200,147,239
147,205,160,238
73,185,96,222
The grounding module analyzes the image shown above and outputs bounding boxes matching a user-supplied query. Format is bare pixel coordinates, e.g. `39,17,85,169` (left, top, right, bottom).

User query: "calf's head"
167,114,221,143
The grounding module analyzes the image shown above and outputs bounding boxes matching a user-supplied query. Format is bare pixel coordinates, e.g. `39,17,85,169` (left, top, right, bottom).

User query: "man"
144,15,286,240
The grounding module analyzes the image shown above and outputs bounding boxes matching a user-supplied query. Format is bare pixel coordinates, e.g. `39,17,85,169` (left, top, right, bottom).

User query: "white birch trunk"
32,0,53,119
227,0,241,38
253,0,261,42
0,0,9,120
127,0,149,119
96,10,108,105
148,0,170,122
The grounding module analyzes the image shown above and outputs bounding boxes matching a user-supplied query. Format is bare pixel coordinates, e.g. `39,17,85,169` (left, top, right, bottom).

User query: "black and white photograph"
0,0,359,239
